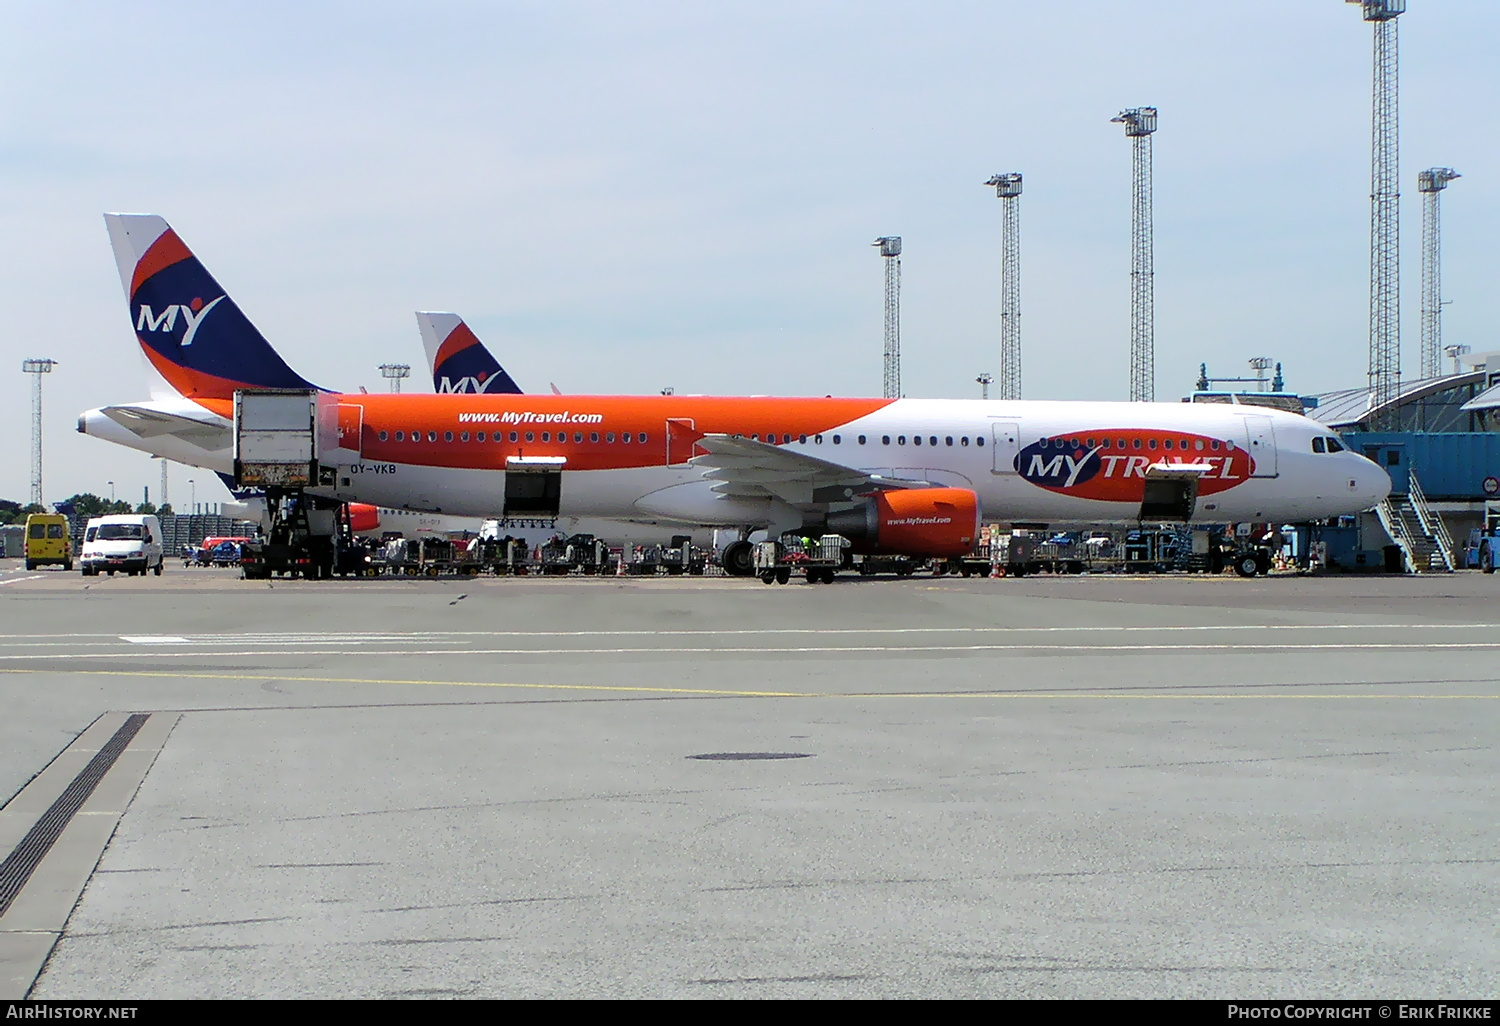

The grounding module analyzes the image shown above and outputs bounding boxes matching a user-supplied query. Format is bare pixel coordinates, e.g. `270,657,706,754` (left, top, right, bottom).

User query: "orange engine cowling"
824,487,981,558
347,502,381,534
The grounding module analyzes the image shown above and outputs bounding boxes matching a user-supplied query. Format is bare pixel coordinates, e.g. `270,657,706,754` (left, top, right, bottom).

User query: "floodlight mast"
986,173,1023,400
1112,107,1157,402
874,237,902,398
1348,0,1405,426
379,363,411,393
22,358,56,508
1418,167,1459,379
1249,357,1274,392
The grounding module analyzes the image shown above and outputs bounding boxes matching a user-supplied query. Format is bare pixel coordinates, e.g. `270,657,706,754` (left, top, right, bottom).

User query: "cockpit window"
1312,437,1326,453
1326,437,1344,453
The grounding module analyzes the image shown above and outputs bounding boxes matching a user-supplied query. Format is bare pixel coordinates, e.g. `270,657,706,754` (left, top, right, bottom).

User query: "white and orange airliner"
80,215,1390,576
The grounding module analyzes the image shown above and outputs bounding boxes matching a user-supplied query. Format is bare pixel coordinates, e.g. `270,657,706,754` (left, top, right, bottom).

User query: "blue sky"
2,1,1496,504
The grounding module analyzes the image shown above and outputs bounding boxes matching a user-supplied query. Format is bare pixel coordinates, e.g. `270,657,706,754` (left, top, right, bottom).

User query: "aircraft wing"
99,404,230,450
689,434,930,509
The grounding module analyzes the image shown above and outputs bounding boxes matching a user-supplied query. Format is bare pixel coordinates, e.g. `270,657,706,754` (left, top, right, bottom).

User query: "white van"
80,514,165,577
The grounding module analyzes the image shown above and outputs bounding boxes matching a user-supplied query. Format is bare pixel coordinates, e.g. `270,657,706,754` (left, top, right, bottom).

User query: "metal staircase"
1376,469,1454,573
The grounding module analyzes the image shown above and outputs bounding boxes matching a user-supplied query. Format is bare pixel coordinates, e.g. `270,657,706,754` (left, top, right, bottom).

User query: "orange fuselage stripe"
342,393,895,472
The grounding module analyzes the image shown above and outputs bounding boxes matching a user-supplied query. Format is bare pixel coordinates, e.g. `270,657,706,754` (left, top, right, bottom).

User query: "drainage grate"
687,752,813,761
0,713,149,917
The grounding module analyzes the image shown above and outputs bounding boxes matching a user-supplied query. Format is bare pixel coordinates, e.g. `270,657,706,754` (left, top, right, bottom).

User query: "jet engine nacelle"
824,487,981,558
348,502,381,534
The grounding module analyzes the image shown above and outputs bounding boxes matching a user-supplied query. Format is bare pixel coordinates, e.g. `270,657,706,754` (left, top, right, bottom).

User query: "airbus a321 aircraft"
84,214,1390,576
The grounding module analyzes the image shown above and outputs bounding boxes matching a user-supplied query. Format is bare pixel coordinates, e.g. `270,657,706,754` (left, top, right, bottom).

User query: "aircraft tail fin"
416,312,523,395
104,214,319,401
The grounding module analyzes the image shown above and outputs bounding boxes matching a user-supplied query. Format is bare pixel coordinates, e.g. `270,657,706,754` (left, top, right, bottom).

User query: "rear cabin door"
336,404,364,458
1244,415,1278,478
990,420,1021,474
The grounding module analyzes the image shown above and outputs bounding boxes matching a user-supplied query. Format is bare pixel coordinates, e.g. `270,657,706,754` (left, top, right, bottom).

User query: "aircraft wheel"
722,541,755,577
1234,553,1260,578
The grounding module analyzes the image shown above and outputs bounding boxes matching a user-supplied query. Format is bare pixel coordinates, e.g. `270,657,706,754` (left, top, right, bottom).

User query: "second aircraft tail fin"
416,312,523,395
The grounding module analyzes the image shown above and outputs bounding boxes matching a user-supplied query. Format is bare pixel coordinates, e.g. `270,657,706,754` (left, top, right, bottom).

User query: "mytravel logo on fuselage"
457,411,605,425
1016,428,1254,501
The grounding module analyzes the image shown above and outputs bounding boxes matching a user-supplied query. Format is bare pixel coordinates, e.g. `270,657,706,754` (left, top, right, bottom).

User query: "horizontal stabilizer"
100,404,229,450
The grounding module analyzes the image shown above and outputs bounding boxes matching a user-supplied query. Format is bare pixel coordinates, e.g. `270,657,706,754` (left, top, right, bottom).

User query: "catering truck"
234,390,360,579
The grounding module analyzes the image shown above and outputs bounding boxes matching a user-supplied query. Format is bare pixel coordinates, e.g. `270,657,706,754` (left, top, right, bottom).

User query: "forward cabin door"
990,421,1021,474
1244,416,1278,477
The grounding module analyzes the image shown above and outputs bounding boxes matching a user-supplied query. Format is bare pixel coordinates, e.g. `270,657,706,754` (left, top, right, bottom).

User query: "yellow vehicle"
24,513,73,571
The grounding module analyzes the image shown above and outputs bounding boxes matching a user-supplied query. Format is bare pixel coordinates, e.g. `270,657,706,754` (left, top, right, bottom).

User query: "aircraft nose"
1356,455,1392,507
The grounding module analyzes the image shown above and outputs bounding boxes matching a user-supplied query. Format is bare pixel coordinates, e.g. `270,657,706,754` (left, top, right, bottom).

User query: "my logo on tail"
436,370,509,394
135,296,226,346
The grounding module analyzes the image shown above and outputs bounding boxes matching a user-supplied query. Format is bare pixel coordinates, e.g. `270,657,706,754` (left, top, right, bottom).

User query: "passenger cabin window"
960,437,969,446
882,435,891,445
858,435,866,444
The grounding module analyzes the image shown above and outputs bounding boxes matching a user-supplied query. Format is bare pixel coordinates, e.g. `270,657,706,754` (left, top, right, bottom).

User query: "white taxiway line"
0,641,1498,660
0,622,1485,648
